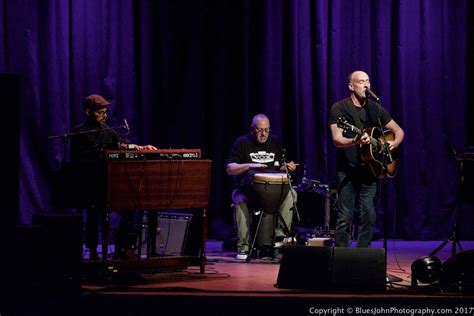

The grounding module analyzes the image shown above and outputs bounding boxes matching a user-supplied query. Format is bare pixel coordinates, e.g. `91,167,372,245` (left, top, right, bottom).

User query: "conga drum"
251,172,290,214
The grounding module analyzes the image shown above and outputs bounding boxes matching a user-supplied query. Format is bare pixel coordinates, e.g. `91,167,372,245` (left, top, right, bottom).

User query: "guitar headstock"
336,117,352,131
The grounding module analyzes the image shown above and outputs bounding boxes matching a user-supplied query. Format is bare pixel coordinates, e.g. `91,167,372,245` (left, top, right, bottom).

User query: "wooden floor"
10,240,474,315
82,240,473,295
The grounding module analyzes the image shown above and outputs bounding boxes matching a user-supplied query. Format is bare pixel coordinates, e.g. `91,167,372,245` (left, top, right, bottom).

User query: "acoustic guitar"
337,117,398,178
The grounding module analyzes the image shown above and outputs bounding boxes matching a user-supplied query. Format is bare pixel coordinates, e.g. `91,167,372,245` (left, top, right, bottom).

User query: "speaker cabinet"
14,225,47,294
15,214,83,295
141,212,193,256
277,246,386,292
294,190,337,237
440,249,474,293
276,246,332,290
332,247,386,292
0,73,19,214
0,73,20,298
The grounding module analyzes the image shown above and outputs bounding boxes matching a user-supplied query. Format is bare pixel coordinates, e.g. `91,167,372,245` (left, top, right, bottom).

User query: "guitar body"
337,117,400,179
360,127,398,178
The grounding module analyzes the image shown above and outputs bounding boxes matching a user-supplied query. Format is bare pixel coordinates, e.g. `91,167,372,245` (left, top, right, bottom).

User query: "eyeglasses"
254,127,270,134
94,109,108,116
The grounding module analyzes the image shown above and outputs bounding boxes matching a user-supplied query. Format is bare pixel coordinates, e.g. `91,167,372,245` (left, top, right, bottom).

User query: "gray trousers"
232,188,296,252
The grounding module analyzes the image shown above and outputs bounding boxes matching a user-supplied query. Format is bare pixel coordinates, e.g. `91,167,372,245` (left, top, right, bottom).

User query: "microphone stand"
48,125,126,141
48,127,119,166
48,121,130,152
371,96,403,284
429,149,464,257
280,150,300,244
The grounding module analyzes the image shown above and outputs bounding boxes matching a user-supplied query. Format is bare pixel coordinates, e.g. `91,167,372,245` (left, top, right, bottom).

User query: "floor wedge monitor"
277,246,386,292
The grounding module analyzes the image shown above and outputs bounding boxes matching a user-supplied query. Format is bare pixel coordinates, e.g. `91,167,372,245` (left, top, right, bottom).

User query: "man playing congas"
226,114,298,260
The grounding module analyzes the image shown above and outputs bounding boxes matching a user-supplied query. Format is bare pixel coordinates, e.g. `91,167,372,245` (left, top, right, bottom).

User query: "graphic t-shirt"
226,133,283,189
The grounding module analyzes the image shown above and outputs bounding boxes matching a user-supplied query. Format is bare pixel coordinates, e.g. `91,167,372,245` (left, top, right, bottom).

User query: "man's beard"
257,136,268,143
97,119,107,128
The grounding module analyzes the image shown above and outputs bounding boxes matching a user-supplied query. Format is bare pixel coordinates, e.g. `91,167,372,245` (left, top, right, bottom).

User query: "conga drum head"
253,173,289,185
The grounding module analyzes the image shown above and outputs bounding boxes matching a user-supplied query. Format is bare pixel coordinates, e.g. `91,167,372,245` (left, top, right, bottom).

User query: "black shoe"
258,245,275,260
113,248,135,261
89,249,100,261
113,250,124,260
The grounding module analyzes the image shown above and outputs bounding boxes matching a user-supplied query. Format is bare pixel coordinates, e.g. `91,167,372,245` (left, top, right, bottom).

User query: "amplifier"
295,190,337,228
105,149,201,160
140,212,193,256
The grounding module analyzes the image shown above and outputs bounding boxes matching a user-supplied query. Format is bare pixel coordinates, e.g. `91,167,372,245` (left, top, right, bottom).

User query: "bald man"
328,71,404,248
226,114,298,260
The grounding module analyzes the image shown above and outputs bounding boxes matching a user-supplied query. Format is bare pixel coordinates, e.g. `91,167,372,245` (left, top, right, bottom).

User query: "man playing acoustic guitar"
328,70,404,247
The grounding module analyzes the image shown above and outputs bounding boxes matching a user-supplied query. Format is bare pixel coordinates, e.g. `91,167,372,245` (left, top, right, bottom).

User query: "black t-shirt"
328,97,392,169
226,133,284,189
66,119,129,206
70,119,127,163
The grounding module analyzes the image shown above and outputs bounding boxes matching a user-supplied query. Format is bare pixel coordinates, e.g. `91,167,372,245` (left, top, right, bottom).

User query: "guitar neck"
349,125,363,136
351,126,378,147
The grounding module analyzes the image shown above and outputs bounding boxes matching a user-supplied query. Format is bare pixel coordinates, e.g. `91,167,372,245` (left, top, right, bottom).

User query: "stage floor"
10,240,474,315
82,240,473,295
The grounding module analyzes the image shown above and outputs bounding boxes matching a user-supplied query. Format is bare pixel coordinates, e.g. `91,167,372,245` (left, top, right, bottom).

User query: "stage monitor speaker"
0,73,20,299
276,246,332,290
32,213,83,294
276,246,386,292
142,212,192,256
331,247,386,292
16,213,83,295
14,225,47,294
440,249,474,293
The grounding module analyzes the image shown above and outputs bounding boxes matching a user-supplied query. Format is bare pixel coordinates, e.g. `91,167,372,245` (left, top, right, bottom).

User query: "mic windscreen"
365,88,380,101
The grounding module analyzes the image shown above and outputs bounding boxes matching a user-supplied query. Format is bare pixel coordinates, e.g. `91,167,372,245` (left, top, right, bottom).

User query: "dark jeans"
85,206,99,250
335,167,378,247
114,211,139,255
85,206,138,254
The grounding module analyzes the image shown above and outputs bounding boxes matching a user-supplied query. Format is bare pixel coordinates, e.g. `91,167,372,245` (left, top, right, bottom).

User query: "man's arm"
131,144,158,150
119,142,158,150
330,123,370,148
384,119,404,151
226,162,267,176
279,161,297,172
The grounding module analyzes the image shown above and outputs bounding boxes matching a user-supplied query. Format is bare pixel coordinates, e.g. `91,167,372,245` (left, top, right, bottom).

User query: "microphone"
281,148,287,161
123,119,130,132
365,88,380,101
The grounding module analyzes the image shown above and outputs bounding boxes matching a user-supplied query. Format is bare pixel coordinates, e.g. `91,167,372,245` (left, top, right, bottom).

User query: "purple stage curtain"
1,0,473,240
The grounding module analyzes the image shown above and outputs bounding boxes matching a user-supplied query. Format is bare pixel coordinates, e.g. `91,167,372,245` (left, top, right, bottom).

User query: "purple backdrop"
1,0,473,240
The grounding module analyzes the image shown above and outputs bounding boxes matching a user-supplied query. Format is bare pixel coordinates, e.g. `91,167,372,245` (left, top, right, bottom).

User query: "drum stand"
281,150,301,223
276,151,301,243
247,184,293,262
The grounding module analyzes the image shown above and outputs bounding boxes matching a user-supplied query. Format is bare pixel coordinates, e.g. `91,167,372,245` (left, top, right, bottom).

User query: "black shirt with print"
226,133,284,189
